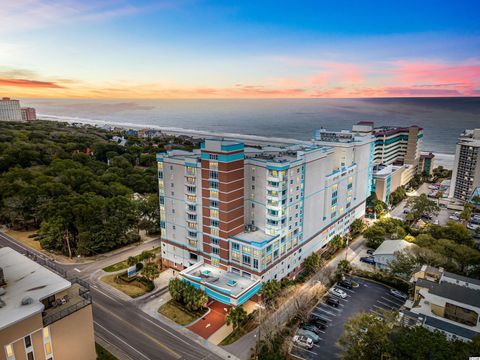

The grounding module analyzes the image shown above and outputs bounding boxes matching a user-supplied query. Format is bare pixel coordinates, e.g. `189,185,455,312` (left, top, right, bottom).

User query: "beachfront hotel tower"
157,131,374,306
449,129,480,201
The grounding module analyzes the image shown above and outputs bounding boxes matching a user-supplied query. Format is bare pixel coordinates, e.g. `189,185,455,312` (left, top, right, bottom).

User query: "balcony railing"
42,283,91,326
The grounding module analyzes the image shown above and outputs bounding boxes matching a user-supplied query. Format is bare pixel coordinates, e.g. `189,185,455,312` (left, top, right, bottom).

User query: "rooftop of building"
372,164,403,176
420,152,435,159
423,315,479,340
158,141,329,164
442,271,480,287
312,128,373,144
373,239,415,256
416,278,480,308
459,128,480,141
0,247,71,331
373,125,423,136
181,262,259,297
230,228,279,247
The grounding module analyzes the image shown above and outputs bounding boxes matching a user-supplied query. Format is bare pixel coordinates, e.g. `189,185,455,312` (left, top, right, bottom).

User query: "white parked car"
449,215,460,221
329,287,347,299
390,288,408,300
467,223,480,230
293,335,313,350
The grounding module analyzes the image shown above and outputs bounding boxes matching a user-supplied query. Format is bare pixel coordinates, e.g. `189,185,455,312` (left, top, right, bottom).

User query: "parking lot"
290,277,405,360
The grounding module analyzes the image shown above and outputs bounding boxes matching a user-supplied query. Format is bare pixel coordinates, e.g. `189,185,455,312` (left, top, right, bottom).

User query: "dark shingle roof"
417,278,480,308
424,316,479,340
443,272,480,286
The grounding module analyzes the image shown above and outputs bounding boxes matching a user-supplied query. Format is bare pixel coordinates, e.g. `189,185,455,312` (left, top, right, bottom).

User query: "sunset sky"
1,0,480,99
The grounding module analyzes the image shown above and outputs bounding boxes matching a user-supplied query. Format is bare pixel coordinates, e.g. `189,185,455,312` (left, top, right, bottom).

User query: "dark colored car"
360,256,375,265
366,249,375,255
301,324,323,335
310,315,328,326
338,279,353,289
326,296,340,307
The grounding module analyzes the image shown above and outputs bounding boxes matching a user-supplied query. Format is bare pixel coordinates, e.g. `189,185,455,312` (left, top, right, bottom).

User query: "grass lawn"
4,229,41,251
95,343,117,360
101,274,150,298
102,260,129,273
219,327,246,345
158,300,206,326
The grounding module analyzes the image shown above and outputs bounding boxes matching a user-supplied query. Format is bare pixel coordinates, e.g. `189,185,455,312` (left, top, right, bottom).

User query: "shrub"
353,269,410,293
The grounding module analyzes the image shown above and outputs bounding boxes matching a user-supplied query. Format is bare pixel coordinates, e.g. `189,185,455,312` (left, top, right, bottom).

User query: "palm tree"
141,262,160,281
226,307,248,330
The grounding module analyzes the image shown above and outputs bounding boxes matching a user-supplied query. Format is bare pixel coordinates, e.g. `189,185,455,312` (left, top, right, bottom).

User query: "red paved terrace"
187,300,231,339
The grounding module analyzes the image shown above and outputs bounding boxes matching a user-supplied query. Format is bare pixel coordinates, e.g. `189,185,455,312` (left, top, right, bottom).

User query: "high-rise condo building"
352,122,424,203
0,97,22,122
0,247,96,360
157,130,373,305
449,129,480,201
21,107,37,121
352,121,423,166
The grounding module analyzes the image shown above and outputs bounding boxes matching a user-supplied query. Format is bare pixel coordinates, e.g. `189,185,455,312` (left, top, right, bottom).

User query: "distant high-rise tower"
449,129,480,201
0,97,22,121
21,107,37,121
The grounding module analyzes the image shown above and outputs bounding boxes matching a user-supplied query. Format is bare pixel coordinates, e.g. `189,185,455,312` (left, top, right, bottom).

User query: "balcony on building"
185,176,196,186
180,262,261,306
42,280,91,326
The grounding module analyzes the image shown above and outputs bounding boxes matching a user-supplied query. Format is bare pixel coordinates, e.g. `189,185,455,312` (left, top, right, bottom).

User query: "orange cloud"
0,78,64,88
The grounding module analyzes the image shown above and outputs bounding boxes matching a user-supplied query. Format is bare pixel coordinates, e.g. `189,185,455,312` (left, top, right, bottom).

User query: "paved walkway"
188,300,231,339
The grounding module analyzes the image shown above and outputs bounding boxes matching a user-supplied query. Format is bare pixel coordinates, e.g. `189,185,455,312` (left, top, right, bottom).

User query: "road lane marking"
94,321,150,360
381,296,402,306
93,302,181,359
315,307,338,316
74,268,81,272
311,312,332,321
292,345,319,356
377,300,395,309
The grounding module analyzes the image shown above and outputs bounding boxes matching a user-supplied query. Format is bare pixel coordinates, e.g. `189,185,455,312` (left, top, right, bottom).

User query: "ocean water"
25,97,480,159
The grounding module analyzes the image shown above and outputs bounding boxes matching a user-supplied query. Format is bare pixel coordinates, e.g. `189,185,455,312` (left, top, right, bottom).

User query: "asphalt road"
0,231,226,360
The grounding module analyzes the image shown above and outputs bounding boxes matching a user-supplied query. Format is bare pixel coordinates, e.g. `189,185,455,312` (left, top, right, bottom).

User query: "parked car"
366,249,375,255
326,296,340,307
329,287,348,299
360,256,375,265
433,219,439,225
390,288,408,300
310,315,328,326
297,328,320,343
467,223,480,231
422,213,433,220
301,324,323,335
293,335,313,350
449,214,460,221
403,208,410,214
338,279,353,289
306,319,326,330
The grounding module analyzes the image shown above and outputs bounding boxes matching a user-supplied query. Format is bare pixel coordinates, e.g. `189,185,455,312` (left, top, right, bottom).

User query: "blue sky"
0,0,479,98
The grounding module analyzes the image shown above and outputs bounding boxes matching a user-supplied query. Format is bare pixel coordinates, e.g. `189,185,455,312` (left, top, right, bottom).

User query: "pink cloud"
387,60,480,95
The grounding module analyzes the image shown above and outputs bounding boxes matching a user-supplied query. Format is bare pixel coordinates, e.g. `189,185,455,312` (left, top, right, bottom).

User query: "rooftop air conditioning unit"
21,297,34,306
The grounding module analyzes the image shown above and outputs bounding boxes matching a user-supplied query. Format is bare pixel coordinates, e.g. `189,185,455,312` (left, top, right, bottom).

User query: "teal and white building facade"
158,131,374,306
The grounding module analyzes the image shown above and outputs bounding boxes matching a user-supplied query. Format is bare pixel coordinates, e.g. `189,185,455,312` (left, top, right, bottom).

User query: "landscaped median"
102,247,160,272
101,249,161,298
101,272,154,298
